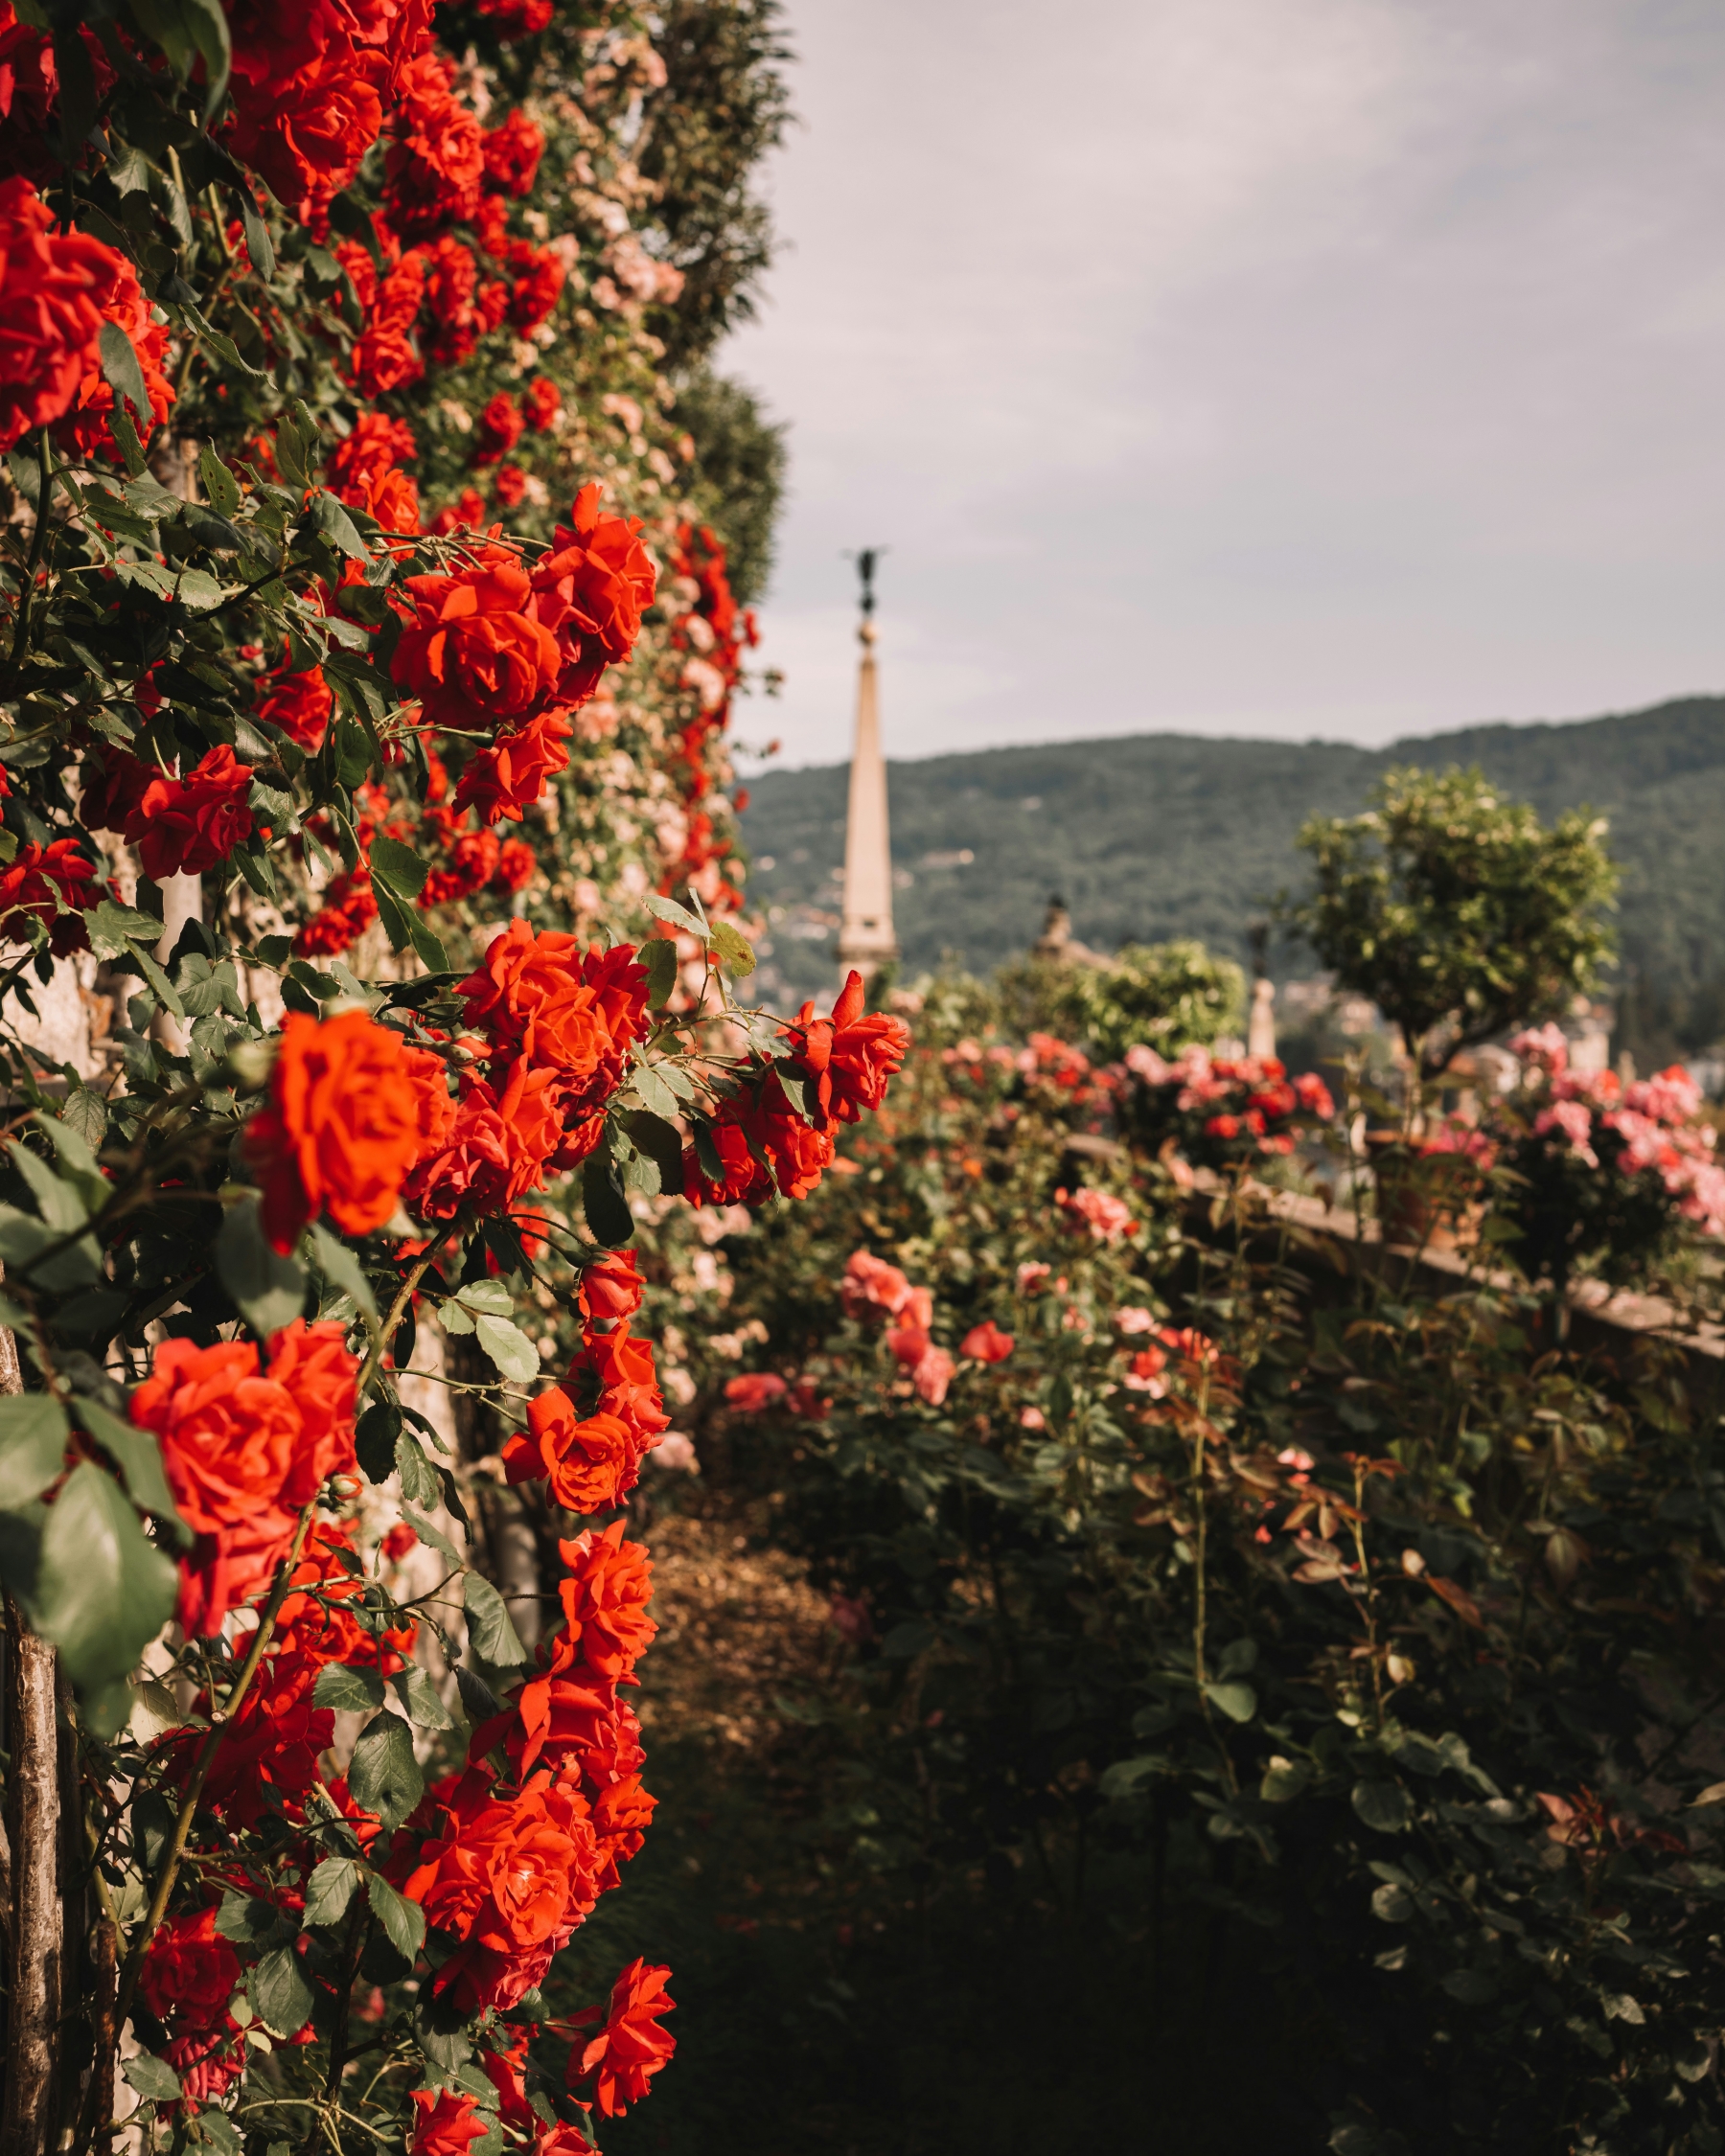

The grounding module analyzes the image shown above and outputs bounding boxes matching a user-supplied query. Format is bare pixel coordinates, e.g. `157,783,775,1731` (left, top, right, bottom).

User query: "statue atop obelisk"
837,549,898,982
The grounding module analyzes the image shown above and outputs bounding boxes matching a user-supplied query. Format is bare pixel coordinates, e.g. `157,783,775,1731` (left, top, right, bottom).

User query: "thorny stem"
1188,1363,1239,1797
70,1502,320,2156
356,1249,440,1398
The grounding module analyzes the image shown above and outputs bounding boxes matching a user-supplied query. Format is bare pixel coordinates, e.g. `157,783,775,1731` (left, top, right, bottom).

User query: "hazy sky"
717,0,1725,769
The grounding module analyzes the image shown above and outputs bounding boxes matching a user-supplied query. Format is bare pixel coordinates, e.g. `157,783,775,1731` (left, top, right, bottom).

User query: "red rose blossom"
248,1008,454,1252
0,175,128,453
127,745,255,883
569,1960,676,2119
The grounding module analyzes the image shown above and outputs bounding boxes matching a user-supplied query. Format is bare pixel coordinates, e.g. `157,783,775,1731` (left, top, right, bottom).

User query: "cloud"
718,0,1725,764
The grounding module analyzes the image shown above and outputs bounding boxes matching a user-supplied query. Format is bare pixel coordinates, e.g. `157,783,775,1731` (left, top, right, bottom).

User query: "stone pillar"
1248,975,1276,1062
836,621,897,984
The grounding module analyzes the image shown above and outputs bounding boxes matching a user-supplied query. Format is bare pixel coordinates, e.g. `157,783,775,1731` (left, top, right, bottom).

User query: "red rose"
329,412,422,535
450,708,572,824
0,175,126,452
473,391,523,467
553,1520,656,1678
509,1663,644,1784
522,377,562,431
423,823,501,907
293,865,377,958
429,487,486,535
494,837,536,892
248,1008,455,1252
422,234,484,366
482,108,544,195
574,1322,669,1450
578,1250,643,1322
581,941,651,1050
386,50,485,234
475,0,553,34
352,250,426,398
0,14,58,186
503,238,565,330
52,242,175,461
960,1320,1014,1363
393,543,564,731
741,1074,835,1199
530,484,656,705
783,969,910,1132
569,1960,676,2119
681,1114,771,1208
78,745,152,835
127,744,255,882
502,1388,633,1512
228,40,386,221
256,661,333,752
493,462,527,508
409,2090,487,2156
131,1321,358,1635
402,1060,564,1222
400,1771,601,2010
591,1771,656,1884
139,1905,241,2035
0,837,100,955
458,920,625,1098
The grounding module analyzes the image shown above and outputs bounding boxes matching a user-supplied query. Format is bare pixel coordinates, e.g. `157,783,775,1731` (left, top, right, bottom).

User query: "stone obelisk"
837,550,898,983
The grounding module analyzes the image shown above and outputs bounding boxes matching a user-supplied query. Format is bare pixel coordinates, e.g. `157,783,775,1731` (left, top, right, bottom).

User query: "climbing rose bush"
0,2,838,2149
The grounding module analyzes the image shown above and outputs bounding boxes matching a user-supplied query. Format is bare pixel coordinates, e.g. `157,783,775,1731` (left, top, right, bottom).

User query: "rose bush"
665,967,1725,2155
0,4,822,2151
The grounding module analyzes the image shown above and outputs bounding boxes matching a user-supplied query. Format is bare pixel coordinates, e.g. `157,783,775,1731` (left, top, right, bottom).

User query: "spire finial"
846,547,886,642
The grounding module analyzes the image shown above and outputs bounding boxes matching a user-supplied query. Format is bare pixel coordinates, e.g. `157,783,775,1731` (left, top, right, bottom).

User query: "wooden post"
0,1301,62,2156
2,1604,61,2156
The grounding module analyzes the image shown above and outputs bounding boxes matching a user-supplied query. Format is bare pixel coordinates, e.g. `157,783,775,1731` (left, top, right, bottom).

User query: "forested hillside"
740,695,1725,1052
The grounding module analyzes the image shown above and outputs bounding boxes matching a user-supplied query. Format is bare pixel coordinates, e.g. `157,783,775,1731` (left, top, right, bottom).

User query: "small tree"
999,940,1243,1060
1072,940,1245,1063
1289,767,1618,1084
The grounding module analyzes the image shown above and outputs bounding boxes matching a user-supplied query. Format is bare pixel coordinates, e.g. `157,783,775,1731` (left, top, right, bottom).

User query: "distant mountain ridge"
737,696,1725,1052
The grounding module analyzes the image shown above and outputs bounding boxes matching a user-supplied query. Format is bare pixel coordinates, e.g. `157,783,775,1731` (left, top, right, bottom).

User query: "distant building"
837,570,898,983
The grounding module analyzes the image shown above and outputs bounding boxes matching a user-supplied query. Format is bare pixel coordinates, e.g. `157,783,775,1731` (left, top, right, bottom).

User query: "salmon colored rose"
501,1388,634,1512
960,1320,1015,1363
724,1371,787,1413
248,1009,454,1252
130,1321,358,1634
551,1521,656,1678
578,1249,643,1322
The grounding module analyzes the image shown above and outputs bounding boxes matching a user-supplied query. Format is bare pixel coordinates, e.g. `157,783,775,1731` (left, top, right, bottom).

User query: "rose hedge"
0,5,861,2153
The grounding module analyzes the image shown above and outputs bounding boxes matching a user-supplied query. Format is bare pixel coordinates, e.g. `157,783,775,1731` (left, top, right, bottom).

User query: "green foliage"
740,696,1724,1015
674,367,787,605
1289,766,1618,1075
634,0,794,367
1073,939,1245,1060
678,998,1725,2152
